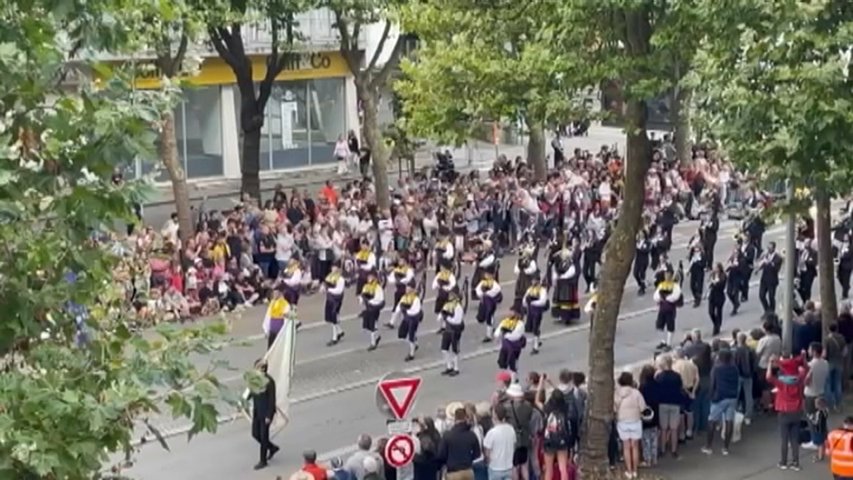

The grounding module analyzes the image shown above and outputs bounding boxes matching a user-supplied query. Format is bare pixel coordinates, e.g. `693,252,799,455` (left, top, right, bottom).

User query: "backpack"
543,411,572,449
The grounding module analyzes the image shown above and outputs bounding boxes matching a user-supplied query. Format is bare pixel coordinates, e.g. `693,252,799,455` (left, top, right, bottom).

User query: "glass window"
183,86,224,178
307,78,346,165
267,80,310,169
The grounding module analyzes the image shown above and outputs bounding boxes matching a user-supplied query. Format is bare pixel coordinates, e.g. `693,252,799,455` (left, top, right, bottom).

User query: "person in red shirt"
766,353,809,471
302,450,334,480
321,180,339,207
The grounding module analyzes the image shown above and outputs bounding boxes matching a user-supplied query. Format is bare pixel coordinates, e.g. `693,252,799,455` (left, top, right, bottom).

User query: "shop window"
307,77,346,165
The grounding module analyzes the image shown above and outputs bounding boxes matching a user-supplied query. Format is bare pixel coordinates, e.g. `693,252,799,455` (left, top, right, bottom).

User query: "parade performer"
494,307,526,380
757,241,783,312
434,230,456,273
323,263,345,346
513,243,538,311
725,244,744,315
653,267,683,347
550,247,580,324
393,284,423,361
431,265,457,333
523,276,548,354
474,271,503,342
687,239,705,307
584,283,598,326
359,271,384,351
738,233,757,302
708,263,727,335
280,258,303,310
472,240,497,298
439,290,465,376
387,256,415,308
262,289,290,349
634,226,651,295
838,237,853,299
699,208,720,269
355,239,377,296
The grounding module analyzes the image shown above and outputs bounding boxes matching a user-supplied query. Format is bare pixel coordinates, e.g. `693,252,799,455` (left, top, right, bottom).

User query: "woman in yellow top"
262,290,290,349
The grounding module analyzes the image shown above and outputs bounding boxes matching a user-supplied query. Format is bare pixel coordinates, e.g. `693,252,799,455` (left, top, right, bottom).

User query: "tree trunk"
526,120,547,182
359,86,391,211
579,99,652,477
240,124,262,204
816,190,837,341
158,111,193,246
672,86,692,166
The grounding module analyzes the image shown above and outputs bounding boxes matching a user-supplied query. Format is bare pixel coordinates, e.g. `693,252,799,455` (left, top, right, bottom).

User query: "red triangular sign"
378,377,422,419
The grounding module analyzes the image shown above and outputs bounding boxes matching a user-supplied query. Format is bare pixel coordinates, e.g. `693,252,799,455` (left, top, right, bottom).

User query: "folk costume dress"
551,251,580,323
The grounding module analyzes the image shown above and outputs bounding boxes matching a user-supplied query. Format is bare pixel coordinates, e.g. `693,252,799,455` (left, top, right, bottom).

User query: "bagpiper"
513,242,539,311
262,289,290,349
323,263,346,346
439,290,465,376
355,238,377,296
431,265,457,333
523,276,548,354
551,245,580,324
494,307,526,381
433,230,456,273
474,271,503,342
359,271,384,351
653,267,683,348
387,256,415,308
393,284,423,362
280,258,303,312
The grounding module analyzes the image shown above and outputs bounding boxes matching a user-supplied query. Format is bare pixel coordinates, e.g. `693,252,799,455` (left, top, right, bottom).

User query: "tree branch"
171,31,190,75
367,20,392,73
209,26,237,68
258,20,281,110
372,34,405,89
333,9,360,76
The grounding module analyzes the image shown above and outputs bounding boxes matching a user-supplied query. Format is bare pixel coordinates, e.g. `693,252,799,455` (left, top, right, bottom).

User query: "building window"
308,77,346,165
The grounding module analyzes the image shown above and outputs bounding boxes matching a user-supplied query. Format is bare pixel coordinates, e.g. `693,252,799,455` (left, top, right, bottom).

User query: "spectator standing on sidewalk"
335,135,350,175
345,435,383,480
438,407,482,480
767,353,808,471
638,365,661,467
672,347,698,441
825,323,847,411
703,348,739,456
614,371,647,479
655,354,685,459
803,342,830,450
501,384,533,480
483,404,515,480
684,329,713,436
733,332,757,424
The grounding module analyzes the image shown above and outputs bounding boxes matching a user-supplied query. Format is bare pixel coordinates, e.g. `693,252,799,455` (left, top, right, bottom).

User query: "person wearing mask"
702,348,740,456
501,384,533,480
654,354,684,458
345,434,382,480
803,342,830,451
767,353,809,471
438,407,482,480
827,416,853,480
614,371,646,479
482,404,516,480
733,332,757,424
249,361,279,470
684,329,712,437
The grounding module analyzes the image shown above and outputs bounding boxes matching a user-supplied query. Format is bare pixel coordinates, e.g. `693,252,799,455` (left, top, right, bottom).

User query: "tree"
0,1,243,477
208,0,308,201
121,0,209,245
548,1,701,476
326,0,406,211
397,0,580,182
696,0,853,331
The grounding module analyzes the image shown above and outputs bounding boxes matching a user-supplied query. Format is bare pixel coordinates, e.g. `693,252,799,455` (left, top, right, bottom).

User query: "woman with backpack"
535,377,575,480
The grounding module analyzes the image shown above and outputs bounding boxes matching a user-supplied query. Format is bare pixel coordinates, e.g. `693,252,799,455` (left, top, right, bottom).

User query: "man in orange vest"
827,417,853,479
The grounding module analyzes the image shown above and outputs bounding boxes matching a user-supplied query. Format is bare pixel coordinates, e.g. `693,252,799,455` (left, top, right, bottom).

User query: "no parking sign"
384,434,415,468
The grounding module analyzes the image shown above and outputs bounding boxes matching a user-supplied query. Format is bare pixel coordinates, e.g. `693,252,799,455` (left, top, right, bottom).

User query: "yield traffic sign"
384,434,415,468
377,376,422,420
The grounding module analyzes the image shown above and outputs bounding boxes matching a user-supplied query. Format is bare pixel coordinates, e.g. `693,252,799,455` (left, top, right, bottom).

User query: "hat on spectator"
496,371,512,383
506,383,524,398
445,401,465,419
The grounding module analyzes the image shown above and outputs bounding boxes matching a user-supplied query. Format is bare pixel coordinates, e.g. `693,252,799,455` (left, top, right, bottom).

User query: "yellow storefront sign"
113,51,349,89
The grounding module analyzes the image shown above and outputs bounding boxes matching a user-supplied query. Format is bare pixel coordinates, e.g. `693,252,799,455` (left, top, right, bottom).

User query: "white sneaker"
801,442,819,450
744,418,752,426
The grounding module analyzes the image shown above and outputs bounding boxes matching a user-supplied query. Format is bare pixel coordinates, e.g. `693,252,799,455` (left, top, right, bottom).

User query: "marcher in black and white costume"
837,236,853,299
354,240,377,296
393,284,423,362
359,272,384,351
475,271,502,342
439,290,464,376
386,257,415,309
523,276,548,354
757,241,783,312
433,231,456,273
513,243,539,311
322,264,346,346
687,237,705,307
431,265,457,333
634,225,651,295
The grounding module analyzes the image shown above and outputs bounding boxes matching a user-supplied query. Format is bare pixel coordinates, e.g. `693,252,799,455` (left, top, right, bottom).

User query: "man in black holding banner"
250,360,280,470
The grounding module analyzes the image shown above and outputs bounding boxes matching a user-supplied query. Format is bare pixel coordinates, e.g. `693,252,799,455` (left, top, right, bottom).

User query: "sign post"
385,434,416,469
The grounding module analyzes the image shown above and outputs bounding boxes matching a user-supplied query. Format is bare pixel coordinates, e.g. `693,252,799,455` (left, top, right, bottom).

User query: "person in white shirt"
275,227,295,270
439,290,465,376
322,264,346,346
475,272,503,341
161,213,180,245
392,284,423,361
483,404,516,480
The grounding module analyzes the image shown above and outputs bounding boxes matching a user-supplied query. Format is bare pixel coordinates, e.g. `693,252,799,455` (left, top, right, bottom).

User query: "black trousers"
839,268,852,299
251,415,276,463
726,278,741,310
690,271,704,301
739,269,752,300
708,297,724,335
798,272,815,302
759,281,777,313
633,257,648,291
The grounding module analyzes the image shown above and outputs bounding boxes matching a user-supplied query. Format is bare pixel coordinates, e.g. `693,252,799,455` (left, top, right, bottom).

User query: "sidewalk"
653,410,842,480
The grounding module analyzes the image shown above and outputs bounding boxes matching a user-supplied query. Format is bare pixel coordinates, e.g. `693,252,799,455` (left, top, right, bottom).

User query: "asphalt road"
118,215,801,480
